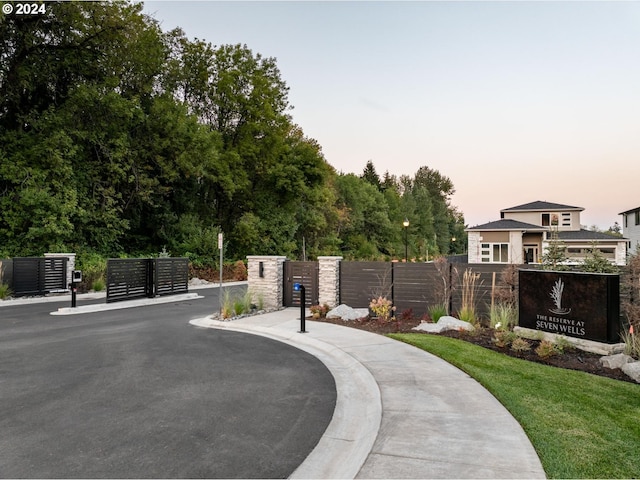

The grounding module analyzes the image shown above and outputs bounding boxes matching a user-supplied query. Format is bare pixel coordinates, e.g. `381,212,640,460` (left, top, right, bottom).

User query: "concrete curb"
190,314,382,480
190,309,546,479
0,281,247,308
51,293,204,315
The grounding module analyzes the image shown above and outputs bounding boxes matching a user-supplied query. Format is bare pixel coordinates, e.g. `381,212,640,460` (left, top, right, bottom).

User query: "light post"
403,218,410,262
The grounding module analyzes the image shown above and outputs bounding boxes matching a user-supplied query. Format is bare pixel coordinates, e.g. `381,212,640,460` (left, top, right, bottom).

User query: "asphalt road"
0,288,337,478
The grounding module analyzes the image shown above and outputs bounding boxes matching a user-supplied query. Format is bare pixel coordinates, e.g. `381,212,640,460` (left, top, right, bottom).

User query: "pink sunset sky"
143,0,640,230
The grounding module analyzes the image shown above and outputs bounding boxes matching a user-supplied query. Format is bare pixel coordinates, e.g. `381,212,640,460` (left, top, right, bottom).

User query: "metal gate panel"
106,258,152,303
12,257,67,296
155,258,189,296
283,261,319,307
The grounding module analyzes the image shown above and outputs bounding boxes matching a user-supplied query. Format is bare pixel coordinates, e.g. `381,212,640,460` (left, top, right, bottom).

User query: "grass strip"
388,333,640,479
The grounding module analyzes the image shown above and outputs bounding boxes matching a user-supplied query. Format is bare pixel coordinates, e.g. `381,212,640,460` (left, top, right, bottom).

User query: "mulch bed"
314,316,635,384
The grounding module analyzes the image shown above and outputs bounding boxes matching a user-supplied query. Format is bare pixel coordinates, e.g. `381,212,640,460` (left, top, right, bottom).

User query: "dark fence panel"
340,262,392,309
283,261,319,307
155,258,189,296
393,263,440,317
106,258,152,303
12,257,67,296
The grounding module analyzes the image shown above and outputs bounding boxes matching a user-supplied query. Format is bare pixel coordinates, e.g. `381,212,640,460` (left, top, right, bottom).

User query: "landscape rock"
326,304,369,321
412,315,475,333
599,353,634,370
621,361,640,383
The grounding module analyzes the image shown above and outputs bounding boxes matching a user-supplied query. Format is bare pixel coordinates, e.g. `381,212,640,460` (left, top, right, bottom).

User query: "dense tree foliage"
0,1,466,262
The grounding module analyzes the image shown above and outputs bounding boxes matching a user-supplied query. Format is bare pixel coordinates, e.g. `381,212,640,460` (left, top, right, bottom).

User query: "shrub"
554,336,574,354
489,303,518,331
427,303,447,323
535,340,558,359
369,296,394,321
457,306,476,324
221,289,234,319
242,289,254,312
233,297,245,316
310,304,330,319
460,268,482,324
233,260,247,281
92,279,105,292
0,283,12,300
493,330,517,348
620,326,640,360
400,308,414,321
511,337,532,353
76,252,107,292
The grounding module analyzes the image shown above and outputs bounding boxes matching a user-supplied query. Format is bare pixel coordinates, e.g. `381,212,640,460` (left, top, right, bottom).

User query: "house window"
636,211,640,226
542,214,550,226
561,213,571,227
481,243,509,263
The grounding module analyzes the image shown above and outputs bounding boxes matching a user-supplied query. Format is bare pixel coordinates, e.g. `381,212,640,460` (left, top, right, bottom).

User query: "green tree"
361,160,381,191
541,229,568,270
580,243,619,273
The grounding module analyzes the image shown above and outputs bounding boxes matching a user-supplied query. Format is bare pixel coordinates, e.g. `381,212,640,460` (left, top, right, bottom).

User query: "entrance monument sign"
519,270,620,343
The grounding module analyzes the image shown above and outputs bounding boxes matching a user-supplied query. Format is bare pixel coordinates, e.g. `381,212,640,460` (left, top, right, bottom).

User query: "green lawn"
388,333,640,479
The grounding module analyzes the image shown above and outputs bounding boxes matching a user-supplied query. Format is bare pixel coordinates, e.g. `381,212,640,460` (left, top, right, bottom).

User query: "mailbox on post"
69,270,82,308
293,282,307,333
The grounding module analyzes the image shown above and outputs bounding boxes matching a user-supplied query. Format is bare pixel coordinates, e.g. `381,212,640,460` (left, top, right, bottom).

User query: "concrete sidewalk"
191,308,546,479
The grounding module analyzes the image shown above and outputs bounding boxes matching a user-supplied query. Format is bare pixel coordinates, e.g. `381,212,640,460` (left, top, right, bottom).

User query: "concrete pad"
190,309,546,479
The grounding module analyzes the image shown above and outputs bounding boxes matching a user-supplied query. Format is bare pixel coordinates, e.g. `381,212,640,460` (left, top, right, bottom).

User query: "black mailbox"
72,270,82,283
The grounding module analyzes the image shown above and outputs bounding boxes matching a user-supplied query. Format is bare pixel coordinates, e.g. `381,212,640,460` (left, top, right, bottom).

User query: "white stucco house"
619,206,640,254
466,201,627,265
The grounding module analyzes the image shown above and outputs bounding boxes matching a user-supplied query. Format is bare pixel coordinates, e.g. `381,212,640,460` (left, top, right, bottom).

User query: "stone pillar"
247,256,287,309
45,252,76,290
318,256,342,308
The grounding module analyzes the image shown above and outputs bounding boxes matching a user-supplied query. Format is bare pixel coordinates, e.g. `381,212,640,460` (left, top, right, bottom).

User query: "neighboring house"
619,206,640,254
466,201,627,265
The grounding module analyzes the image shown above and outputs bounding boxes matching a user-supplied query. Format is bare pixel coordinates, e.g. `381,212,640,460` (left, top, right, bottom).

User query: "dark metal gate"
106,258,189,303
12,257,68,296
155,258,189,296
283,261,319,307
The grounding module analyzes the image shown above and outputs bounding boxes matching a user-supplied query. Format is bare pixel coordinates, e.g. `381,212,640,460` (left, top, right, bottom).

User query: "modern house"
619,206,640,254
466,201,627,265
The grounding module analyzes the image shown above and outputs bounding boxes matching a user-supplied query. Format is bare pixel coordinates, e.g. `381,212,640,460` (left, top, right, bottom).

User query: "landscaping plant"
459,268,482,324
369,296,395,321
0,283,12,300
427,303,447,323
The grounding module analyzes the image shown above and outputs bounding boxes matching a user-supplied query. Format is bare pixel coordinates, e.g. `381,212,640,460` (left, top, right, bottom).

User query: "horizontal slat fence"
392,263,439,317
12,257,67,296
338,261,637,321
340,262,392,309
155,258,189,296
106,258,151,303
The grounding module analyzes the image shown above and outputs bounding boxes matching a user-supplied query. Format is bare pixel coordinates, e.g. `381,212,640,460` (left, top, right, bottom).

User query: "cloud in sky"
143,0,640,229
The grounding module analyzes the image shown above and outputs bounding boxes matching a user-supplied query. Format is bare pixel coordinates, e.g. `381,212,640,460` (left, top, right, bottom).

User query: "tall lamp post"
403,218,410,262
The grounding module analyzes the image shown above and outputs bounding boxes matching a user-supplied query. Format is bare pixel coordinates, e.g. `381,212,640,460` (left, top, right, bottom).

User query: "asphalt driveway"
0,292,336,478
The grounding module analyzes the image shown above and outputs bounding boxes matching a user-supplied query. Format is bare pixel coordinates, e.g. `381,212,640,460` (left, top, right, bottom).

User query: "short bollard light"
293,283,308,333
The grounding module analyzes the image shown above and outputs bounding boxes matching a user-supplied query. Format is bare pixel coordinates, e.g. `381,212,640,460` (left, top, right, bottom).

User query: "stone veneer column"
317,256,342,308
247,256,287,309
45,252,76,290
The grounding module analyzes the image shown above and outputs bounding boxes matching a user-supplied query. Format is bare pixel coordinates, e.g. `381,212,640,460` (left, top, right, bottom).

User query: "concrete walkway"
191,308,546,479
